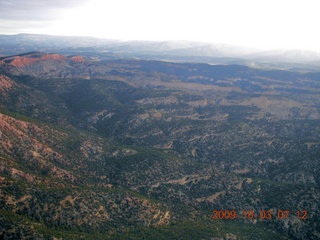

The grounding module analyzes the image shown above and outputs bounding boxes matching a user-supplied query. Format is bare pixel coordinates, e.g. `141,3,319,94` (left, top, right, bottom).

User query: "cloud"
1,0,320,51
0,0,88,21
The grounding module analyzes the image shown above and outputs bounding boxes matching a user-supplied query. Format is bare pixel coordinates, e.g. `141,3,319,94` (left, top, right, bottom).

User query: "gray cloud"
0,0,88,21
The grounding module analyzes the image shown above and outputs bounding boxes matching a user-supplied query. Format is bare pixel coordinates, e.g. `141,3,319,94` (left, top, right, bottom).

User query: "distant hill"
244,48,320,62
0,33,120,55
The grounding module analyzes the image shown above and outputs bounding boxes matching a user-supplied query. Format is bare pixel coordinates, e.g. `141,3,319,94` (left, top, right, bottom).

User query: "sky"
0,0,320,51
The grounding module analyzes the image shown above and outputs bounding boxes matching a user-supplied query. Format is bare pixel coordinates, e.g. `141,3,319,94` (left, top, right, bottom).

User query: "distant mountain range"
1,34,320,71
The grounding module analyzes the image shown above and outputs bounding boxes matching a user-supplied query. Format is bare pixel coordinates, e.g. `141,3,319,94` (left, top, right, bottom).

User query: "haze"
1,0,319,51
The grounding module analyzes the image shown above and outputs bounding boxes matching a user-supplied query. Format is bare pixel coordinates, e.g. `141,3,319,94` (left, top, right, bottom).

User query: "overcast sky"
1,0,320,50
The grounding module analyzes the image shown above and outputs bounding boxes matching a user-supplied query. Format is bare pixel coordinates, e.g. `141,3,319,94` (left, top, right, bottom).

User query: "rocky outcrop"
7,56,38,67
0,52,88,78
40,53,66,61
70,55,85,62
2,53,80,67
